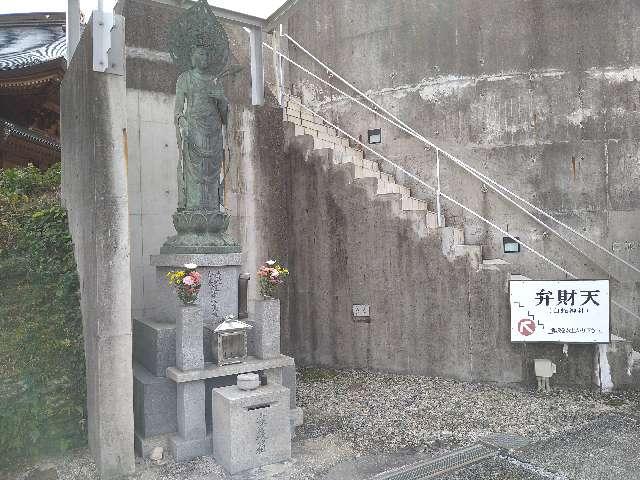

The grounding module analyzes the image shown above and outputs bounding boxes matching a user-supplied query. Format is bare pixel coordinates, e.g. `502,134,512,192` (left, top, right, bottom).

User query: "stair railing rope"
276,31,640,279
262,42,619,280
284,96,640,323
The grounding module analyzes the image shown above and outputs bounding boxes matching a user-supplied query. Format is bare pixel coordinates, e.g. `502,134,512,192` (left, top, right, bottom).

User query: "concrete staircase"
282,96,490,267
281,95,640,391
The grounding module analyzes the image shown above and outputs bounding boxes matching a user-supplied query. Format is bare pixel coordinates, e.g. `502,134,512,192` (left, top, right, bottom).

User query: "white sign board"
510,280,609,343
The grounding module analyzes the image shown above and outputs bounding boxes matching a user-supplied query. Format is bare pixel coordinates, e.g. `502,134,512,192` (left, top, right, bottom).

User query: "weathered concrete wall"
60,22,135,478
285,0,640,346
122,0,288,325
284,133,522,381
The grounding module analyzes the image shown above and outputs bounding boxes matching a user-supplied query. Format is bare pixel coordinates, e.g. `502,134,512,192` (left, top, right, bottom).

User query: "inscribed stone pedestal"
150,253,240,324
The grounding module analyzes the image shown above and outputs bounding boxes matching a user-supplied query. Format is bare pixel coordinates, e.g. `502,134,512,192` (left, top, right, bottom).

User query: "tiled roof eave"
1,118,61,152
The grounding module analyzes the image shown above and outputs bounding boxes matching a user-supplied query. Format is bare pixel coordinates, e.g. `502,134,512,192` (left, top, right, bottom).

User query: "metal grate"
479,433,532,451
372,444,498,480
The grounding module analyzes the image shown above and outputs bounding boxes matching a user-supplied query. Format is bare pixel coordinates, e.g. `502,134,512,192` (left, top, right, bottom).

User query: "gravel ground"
296,367,640,455
6,368,639,480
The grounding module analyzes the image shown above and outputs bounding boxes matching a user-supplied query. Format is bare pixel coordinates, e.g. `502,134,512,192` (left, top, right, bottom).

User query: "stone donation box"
212,384,292,474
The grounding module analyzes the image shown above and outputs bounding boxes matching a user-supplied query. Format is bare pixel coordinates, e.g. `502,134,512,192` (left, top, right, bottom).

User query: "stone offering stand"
133,252,302,465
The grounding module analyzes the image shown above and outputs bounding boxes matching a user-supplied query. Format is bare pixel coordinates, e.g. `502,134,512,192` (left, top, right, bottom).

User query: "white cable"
281,33,640,278
287,97,574,278
286,96,640,322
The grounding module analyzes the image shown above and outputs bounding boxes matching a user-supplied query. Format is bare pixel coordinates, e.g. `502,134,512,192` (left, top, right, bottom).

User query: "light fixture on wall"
503,236,521,253
368,128,382,144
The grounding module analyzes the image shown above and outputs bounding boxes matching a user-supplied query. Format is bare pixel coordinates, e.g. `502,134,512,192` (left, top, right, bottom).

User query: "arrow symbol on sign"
518,318,536,336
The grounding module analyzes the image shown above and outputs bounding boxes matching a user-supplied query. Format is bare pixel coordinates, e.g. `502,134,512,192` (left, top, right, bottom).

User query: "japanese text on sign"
510,280,609,343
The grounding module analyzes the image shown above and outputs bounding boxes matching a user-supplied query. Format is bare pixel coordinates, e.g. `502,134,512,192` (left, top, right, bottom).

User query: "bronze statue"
162,0,240,254
174,44,229,211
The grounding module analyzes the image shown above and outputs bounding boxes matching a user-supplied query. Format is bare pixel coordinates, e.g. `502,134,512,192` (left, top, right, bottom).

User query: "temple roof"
1,117,61,152
0,13,66,77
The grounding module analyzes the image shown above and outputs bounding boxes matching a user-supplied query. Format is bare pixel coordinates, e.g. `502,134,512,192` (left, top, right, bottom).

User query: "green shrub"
0,163,86,469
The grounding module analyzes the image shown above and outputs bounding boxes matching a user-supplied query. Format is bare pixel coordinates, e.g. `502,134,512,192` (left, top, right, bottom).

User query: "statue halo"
168,0,230,76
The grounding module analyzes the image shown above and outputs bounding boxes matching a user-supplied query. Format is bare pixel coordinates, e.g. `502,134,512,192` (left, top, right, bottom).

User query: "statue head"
191,46,211,72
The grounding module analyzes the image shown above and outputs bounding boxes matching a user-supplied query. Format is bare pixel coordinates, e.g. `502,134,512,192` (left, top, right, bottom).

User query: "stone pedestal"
249,299,281,360
150,253,241,324
212,385,291,474
176,306,204,371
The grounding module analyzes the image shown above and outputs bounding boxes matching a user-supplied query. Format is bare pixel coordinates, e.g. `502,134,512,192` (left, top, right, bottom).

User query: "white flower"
271,270,280,277
266,260,276,266
184,263,198,270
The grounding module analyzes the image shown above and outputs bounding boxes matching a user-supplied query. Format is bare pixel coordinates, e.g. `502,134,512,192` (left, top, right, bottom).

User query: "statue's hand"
176,115,187,132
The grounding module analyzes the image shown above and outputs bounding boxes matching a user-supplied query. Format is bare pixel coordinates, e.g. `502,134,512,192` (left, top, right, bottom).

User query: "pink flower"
271,270,280,278
190,271,201,284
183,276,195,286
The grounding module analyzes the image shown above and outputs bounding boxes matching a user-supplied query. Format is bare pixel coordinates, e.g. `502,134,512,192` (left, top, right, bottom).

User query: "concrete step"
350,164,380,179
401,196,429,211
377,180,410,197
481,258,511,272
441,226,465,255
453,245,483,270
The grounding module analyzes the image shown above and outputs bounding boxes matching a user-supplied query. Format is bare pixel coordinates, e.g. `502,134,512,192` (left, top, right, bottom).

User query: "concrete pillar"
61,21,135,479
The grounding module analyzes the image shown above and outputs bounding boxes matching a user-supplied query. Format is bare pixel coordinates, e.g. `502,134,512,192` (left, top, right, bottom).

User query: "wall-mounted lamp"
368,128,382,144
503,236,521,253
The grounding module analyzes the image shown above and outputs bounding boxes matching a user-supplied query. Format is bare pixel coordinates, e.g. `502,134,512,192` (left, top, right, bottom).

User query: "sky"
0,0,287,19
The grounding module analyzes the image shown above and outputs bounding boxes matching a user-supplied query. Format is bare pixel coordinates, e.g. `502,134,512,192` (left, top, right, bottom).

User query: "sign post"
510,279,610,344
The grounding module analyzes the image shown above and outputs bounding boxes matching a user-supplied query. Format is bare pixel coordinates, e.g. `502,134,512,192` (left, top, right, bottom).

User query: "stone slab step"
401,196,429,211
377,179,411,197
481,258,511,271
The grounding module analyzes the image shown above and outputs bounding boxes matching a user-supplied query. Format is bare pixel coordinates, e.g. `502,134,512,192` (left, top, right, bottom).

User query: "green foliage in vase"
0,163,86,470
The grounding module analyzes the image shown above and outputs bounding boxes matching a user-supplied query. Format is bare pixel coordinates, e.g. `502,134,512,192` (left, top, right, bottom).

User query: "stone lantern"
213,315,253,366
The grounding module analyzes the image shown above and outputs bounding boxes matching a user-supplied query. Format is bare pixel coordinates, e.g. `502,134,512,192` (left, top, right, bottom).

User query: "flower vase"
176,305,204,371
249,298,281,359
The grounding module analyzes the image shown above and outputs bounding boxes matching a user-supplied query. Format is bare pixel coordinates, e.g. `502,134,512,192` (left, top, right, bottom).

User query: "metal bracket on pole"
93,9,125,75
249,27,265,106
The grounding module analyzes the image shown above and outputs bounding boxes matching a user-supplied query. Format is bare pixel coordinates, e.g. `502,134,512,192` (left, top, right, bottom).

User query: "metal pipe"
436,149,442,228
66,0,81,61
238,273,250,319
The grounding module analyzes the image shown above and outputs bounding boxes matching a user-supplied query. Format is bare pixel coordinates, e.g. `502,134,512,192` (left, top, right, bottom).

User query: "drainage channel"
371,444,499,480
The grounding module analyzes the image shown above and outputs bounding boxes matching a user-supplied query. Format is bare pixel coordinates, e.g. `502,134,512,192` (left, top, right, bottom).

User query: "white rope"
279,33,640,278
285,96,640,322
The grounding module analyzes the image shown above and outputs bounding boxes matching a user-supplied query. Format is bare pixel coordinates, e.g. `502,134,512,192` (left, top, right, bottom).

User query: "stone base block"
282,364,297,408
170,434,212,462
135,431,172,458
176,306,204,371
212,385,291,474
249,299,281,359
177,381,206,440
133,319,175,377
290,407,304,428
133,363,177,437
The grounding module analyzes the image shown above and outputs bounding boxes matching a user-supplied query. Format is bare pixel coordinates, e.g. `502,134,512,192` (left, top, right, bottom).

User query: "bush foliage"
0,164,86,469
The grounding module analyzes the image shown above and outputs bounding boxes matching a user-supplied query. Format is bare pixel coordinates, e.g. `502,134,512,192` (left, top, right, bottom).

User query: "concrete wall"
283,130,605,384
284,0,640,346
60,22,135,478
